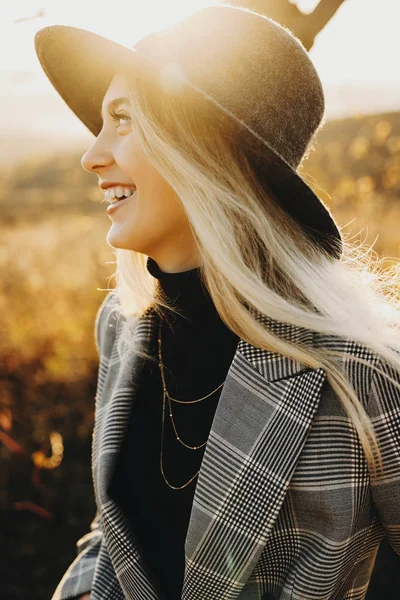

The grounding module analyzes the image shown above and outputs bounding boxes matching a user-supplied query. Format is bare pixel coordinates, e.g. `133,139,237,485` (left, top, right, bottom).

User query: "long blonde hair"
102,65,400,479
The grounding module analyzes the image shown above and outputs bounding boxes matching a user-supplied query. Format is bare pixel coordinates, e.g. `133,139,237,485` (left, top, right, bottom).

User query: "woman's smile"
103,184,137,203
106,189,137,215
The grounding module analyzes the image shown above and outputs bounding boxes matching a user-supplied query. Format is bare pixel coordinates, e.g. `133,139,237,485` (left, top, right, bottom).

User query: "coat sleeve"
50,511,103,600
51,292,117,600
368,350,400,556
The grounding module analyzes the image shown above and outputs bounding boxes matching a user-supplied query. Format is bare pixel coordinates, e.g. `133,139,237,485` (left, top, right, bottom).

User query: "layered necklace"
157,320,226,490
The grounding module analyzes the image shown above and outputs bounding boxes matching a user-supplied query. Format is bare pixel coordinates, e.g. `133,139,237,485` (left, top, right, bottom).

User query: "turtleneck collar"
146,256,215,323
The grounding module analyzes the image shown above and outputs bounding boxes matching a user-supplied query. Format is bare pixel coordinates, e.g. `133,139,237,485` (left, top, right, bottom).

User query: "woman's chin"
106,226,146,253
106,227,132,250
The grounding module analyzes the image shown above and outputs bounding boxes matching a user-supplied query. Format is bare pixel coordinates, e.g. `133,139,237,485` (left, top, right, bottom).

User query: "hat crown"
134,3,325,170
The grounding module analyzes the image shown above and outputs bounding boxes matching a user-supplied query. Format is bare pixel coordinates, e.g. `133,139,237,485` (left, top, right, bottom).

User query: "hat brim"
34,25,342,260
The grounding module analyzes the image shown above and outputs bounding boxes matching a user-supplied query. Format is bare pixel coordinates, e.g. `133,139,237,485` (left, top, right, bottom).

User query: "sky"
1,0,399,83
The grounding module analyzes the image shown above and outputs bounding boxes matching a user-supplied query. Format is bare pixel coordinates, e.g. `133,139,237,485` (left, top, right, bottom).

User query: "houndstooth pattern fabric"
51,292,400,600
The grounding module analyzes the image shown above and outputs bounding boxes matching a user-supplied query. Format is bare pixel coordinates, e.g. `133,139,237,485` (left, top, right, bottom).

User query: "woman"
34,4,400,600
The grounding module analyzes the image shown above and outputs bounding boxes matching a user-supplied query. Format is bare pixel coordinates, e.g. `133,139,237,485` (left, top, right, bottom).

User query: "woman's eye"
109,109,131,128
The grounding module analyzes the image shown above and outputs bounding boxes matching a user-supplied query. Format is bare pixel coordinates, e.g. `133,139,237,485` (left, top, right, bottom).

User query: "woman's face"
81,72,200,273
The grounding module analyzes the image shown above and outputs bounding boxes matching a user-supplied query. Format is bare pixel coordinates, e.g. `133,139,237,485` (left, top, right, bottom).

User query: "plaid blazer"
52,292,400,600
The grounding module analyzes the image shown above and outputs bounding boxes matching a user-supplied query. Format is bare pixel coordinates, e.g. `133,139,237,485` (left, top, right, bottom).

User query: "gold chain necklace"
157,320,225,490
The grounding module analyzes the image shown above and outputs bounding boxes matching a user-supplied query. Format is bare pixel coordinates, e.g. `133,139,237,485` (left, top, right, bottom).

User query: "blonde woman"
34,4,400,600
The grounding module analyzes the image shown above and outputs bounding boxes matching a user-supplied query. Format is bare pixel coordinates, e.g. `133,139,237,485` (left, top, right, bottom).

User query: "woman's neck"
146,256,216,324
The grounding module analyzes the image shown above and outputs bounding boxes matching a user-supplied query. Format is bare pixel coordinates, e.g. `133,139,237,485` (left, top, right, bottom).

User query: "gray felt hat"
34,2,343,259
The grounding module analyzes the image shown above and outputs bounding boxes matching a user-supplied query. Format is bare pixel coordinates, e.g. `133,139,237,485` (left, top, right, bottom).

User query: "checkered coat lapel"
91,299,326,600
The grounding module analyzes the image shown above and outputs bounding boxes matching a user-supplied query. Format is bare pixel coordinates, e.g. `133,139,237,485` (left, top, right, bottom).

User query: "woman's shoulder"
313,330,400,404
313,330,400,368
313,330,382,365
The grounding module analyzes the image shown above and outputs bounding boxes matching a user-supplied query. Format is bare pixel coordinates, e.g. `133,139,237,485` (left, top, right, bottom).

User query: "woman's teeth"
105,186,136,203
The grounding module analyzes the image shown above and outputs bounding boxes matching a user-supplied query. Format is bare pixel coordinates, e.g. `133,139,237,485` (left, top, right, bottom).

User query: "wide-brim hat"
34,3,343,259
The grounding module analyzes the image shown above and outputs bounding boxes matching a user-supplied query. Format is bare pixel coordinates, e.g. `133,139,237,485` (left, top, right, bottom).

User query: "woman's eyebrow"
101,96,130,119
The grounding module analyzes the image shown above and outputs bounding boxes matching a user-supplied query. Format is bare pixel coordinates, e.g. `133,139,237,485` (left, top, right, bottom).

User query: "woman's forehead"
101,73,131,119
105,72,129,99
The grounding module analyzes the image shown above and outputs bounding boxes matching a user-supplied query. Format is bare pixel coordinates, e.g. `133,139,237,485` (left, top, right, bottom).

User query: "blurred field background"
2,0,400,599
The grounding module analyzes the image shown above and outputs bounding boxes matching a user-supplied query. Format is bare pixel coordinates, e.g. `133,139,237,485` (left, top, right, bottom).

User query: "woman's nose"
81,137,114,173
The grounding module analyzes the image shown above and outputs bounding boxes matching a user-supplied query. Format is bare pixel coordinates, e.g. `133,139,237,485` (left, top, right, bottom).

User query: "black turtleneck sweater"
109,257,240,600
